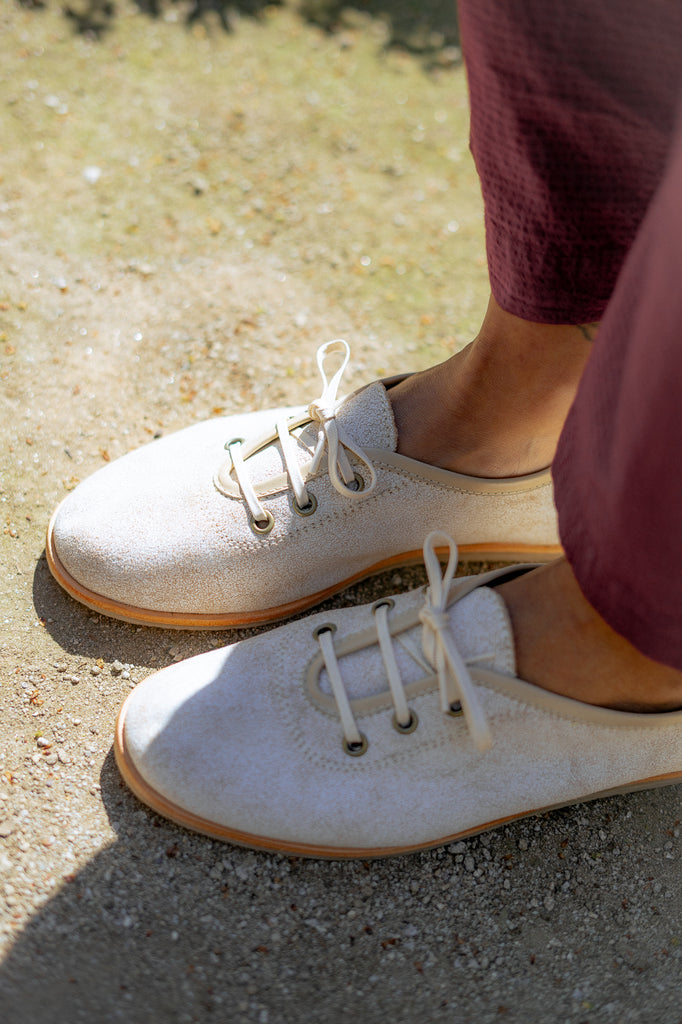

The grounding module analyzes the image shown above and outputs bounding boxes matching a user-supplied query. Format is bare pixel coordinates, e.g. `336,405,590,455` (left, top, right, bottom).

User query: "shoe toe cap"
49,407,300,612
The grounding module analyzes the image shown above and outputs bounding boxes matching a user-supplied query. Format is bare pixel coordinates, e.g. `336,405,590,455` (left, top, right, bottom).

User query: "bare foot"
498,559,682,712
390,295,596,478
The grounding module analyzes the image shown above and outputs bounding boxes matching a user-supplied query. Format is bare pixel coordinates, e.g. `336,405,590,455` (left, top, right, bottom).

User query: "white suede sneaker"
114,532,682,858
47,340,560,628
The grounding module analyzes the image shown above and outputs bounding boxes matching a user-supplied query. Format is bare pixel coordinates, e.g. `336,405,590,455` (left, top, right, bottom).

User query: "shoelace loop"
229,339,377,527
315,531,494,755
420,532,493,752
307,340,377,499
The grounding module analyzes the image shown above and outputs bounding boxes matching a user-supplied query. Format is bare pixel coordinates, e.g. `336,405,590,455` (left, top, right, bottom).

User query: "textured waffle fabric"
460,0,682,323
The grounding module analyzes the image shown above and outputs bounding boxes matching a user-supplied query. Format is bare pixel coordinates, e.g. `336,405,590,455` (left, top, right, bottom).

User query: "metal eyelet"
347,472,365,493
371,597,395,613
250,509,275,536
224,436,245,450
447,701,463,717
392,710,419,735
312,622,338,639
342,733,369,757
293,491,318,517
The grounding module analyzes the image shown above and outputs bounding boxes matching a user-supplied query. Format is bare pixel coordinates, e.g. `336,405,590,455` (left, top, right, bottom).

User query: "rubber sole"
114,693,682,859
46,508,562,630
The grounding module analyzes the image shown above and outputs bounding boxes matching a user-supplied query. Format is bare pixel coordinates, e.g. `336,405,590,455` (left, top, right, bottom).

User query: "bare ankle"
390,295,594,478
499,559,682,712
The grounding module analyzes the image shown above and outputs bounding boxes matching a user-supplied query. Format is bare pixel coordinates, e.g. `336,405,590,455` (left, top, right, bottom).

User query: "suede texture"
52,384,559,616
119,576,682,853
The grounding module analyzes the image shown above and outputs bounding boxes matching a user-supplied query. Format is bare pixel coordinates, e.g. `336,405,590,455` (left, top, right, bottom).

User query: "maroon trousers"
554,116,682,670
458,3,682,669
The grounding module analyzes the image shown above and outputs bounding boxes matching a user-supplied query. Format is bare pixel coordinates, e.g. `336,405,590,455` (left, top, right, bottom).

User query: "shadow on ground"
19,0,460,60
3,747,679,1024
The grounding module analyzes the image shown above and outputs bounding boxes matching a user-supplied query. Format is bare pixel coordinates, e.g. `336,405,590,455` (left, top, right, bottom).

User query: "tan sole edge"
46,507,561,630
114,698,682,859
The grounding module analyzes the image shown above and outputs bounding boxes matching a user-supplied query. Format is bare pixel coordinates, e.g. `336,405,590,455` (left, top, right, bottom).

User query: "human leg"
46,5,682,627
111,10,682,854
114,527,682,855
115,117,682,850
392,0,682,478
460,0,681,325
390,296,593,478
397,5,682,704
500,101,682,709
551,102,682,674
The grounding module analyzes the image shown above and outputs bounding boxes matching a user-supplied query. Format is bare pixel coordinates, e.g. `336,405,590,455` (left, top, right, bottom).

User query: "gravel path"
1,4,681,1022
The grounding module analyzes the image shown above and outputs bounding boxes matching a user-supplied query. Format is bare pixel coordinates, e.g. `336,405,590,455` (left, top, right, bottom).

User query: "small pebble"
189,175,208,194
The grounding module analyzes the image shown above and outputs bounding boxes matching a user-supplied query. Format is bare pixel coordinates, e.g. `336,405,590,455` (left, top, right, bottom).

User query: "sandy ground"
1,3,682,1022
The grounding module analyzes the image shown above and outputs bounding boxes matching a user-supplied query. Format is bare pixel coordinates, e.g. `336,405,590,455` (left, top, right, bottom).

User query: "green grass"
1,1,487,369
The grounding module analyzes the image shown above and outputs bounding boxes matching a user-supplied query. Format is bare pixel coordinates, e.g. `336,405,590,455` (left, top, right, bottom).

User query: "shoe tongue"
444,587,516,676
243,382,398,486
321,587,516,701
333,381,398,451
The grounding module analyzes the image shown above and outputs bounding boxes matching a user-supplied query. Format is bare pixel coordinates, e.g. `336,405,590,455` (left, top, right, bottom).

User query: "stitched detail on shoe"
368,453,554,496
285,689,463,773
212,476,408,554
288,529,682,779
296,534,496,756
213,461,556,549
215,446,555,505
476,669,682,730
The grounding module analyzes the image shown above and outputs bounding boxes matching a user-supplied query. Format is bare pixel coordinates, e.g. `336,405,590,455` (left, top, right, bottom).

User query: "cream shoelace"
227,340,378,529
316,532,494,755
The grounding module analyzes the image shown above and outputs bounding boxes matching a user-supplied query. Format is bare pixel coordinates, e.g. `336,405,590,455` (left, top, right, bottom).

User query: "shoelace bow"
316,531,494,755
228,340,377,527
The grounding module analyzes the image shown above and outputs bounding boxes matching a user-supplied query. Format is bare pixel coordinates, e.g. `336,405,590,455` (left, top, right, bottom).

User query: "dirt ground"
1,3,682,1023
